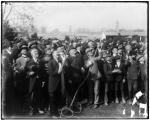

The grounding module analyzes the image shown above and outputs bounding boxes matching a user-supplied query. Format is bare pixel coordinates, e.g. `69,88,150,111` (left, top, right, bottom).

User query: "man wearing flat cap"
85,45,102,109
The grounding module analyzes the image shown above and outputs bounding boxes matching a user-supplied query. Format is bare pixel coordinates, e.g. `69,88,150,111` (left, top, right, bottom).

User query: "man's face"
73,43,77,48
113,48,118,54
116,59,121,63
53,51,59,60
46,49,51,55
21,49,27,55
31,49,39,58
77,46,81,52
106,58,111,63
8,46,12,53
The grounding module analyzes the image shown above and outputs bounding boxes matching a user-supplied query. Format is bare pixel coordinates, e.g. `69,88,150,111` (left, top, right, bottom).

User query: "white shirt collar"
7,49,11,55
33,57,38,63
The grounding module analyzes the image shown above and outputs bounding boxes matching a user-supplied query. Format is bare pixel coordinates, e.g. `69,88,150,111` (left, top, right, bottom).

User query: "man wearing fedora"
26,47,45,115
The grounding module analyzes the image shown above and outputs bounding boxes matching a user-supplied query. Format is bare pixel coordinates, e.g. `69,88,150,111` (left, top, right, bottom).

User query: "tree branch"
4,3,13,21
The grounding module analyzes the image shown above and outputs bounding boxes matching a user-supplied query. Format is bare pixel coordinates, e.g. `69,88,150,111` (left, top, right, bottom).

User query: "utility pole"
116,20,119,33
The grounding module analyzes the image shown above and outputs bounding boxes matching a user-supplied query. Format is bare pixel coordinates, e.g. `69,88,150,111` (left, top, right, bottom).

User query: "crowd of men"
2,34,147,117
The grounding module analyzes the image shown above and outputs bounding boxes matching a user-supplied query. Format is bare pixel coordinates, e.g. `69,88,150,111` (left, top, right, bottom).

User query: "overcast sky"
8,2,147,32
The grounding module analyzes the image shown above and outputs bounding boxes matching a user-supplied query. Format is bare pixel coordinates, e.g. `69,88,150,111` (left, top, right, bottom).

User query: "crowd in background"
2,34,148,117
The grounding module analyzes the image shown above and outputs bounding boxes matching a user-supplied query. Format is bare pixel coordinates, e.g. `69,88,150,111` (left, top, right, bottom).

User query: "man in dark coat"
112,56,126,104
48,50,66,117
103,56,113,105
65,48,85,104
125,54,140,104
26,47,45,115
2,41,15,116
138,56,147,100
40,47,52,112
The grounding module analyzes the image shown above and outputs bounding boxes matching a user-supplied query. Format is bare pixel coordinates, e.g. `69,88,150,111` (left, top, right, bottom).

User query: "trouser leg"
133,80,138,96
49,92,58,115
88,79,94,103
120,81,125,102
94,80,100,105
115,81,119,100
128,80,133,100
104,82,108,104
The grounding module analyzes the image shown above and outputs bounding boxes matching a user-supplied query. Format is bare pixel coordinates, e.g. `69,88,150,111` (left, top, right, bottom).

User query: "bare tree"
2,2,13,21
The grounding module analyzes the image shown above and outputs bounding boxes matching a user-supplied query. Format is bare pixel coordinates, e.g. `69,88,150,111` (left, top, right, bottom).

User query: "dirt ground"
5,102,148,119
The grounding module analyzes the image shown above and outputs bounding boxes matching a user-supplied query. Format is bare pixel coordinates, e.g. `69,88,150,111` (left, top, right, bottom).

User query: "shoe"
87,101,93,106
93,104,99,109
128,100,132,105
38,109,44,114
52,115,59,118
115,98,119,104
104,102,108,106
121,98,126,104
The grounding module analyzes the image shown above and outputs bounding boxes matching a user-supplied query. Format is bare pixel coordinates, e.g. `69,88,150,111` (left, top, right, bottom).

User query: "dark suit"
65,54,85,103
26,58,44,114
48,59,61,93
48,58,62,116
126,60,139,99
112,61,125,103
2,50,15,116
103,61,114,104
139,63,147,93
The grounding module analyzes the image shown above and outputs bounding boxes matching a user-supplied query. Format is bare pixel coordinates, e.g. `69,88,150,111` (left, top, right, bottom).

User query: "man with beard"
26,47,45,115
